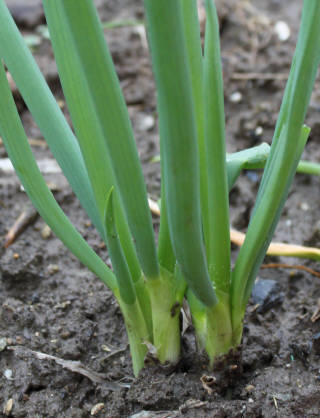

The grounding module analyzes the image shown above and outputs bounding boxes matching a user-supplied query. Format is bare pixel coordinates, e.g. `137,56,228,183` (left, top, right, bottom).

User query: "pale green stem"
146,267,186,364
118,297,149,377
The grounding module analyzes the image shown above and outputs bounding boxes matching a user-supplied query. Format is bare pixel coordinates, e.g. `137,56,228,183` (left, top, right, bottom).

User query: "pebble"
91,403,105,416
48,264,59,275
229,91,242,103
251,279,284,314
245,384,255,393
137,114,155,132
0,338,7,352
300,202,309,211
254,126,263,137
4,369,13,380
41,225,52,239
3,398,13,417
274,21,291,42
101,344,111,352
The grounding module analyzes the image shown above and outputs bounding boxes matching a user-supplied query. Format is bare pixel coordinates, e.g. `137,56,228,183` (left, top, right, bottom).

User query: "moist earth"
0,0,320,417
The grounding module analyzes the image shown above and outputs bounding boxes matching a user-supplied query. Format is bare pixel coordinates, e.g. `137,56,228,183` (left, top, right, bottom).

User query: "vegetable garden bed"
0,0,319,416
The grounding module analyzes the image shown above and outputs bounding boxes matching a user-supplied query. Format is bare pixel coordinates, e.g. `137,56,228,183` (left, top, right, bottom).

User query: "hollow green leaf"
0,62,117,293
203,0,230,292
181,0,211,252
0,0,103,238
226,143,270,190
231,1,320,328
43,0,158,280
104,188,136,305
144,0,216,307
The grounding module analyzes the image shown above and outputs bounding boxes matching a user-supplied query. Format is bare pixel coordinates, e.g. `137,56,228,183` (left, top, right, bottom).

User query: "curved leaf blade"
104,188,136,305
0,0,103,238
43,0,159,280
144,0,217,307
0,62,117,293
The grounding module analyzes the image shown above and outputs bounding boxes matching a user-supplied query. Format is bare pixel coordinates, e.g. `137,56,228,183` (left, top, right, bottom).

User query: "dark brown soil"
0,1,320,417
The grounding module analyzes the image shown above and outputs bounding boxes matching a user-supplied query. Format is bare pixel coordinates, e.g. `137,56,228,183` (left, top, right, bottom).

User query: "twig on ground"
7,345,129,389
231,72,288,81
148,198,320,261
4,203,39,248
261,263,320,279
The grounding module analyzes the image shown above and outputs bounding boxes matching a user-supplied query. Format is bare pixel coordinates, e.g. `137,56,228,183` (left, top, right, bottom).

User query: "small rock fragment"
254,126,263,137
229,91,242,103
137,114,155,132
300,202,309,211
101,345,111,352
0,338,7,352
251,279,284,314
3,398,13,416
4,369,13,380
274,21,290,42
41,225,52,239
48,264,59,275
91,403,105,416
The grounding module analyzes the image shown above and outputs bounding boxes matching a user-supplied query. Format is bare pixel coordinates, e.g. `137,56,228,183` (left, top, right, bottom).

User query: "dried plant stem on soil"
261,263,320,279
149,199,320,262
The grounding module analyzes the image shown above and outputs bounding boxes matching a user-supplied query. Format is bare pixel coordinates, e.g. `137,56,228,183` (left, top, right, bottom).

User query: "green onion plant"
0,0,319,376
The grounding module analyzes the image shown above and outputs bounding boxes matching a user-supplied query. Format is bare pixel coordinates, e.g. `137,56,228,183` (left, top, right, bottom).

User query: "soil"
0,0,320,417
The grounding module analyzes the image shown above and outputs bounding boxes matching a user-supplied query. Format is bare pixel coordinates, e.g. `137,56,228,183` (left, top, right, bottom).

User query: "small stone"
300,202,309,211
4,369,13,380
3,398,13,416
101,345,111,352
251,279,284,314
245,384,255,393
91,403,105,415
0,338,7,352
138,115,155,132
48,264,59,275
254,126,263,137
229,91,242,103
41,225,52,239
274,21,291,42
